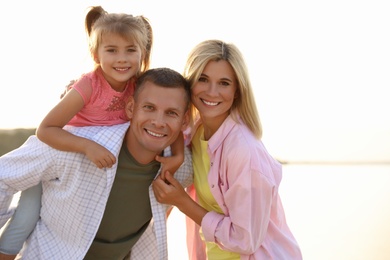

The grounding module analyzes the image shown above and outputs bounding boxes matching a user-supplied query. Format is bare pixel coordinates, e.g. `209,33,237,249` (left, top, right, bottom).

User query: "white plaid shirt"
0,123,193,260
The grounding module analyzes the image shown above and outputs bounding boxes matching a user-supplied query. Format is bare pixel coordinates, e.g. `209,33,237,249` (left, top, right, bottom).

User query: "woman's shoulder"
225,120,257,145
224,124,281,182
224,122,274,159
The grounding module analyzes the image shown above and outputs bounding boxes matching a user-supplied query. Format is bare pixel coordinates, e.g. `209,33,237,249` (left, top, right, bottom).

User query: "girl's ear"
93,53,100,64
125,96,135,120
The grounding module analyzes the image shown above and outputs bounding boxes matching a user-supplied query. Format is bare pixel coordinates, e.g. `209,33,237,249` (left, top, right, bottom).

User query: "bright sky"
1,0,389,162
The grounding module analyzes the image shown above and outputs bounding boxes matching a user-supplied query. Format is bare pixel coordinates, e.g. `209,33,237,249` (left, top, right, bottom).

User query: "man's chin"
146,144,168,154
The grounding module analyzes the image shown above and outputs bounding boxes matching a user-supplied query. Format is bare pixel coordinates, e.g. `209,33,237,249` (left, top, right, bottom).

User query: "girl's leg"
0,183,42,258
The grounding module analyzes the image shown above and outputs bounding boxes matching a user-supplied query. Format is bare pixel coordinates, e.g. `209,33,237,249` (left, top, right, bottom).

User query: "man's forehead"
136,82,187,111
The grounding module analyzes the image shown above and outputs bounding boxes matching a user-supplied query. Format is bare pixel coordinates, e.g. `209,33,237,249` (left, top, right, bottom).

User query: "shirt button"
210,162,213,166
211,184,215,188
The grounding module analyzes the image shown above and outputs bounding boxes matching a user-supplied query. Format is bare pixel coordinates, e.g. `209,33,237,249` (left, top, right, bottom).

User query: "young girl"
152,40,302,259
0,6,183,260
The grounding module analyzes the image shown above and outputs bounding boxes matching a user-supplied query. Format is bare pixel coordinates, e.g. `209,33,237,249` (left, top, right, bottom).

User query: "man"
0,68,192,260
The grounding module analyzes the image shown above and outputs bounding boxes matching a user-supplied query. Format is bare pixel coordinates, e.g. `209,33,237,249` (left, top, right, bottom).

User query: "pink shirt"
187,115,302,260
67,68,135,126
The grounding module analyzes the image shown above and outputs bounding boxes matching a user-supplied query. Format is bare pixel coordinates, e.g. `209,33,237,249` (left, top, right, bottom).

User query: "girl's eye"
220,81,230,86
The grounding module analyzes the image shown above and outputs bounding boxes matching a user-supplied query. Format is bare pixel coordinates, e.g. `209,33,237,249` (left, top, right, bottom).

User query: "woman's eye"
198,77,207,82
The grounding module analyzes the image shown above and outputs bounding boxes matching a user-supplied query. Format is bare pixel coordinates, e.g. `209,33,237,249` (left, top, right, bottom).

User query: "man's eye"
167,111,178,117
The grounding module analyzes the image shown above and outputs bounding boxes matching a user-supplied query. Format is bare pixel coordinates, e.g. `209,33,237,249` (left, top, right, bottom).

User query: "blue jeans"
0,183,42,255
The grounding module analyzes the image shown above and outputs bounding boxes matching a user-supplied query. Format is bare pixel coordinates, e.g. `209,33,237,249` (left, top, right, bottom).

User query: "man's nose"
151,112,166,127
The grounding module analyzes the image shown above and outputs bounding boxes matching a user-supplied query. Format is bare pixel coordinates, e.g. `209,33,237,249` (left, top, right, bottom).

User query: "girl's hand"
155,154,183,180
84,140,116,168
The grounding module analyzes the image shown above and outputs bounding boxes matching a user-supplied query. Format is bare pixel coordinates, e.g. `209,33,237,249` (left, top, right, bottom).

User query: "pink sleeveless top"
67,68,135,127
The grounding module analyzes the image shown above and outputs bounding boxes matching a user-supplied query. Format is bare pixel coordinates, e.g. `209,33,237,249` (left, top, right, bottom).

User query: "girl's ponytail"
140,16,153,71
85,6,107,36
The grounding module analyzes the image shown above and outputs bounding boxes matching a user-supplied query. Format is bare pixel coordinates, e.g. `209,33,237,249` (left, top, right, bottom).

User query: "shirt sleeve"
0,136,57,227
174,146,193,188
71,75,93,104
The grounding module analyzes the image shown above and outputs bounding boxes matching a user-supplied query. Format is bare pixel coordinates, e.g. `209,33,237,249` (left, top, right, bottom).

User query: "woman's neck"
200,114,228,140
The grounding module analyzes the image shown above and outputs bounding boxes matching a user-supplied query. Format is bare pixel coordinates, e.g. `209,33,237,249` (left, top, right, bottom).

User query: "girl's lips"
114,67,130,72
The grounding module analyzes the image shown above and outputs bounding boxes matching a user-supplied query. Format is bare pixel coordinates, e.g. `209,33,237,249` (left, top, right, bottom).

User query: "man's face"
125,81,189,159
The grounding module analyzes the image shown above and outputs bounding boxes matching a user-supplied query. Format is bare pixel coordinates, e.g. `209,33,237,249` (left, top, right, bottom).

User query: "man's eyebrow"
168,107,183,113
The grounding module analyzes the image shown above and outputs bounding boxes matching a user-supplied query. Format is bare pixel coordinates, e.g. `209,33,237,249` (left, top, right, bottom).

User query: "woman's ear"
125,96,135,120
234,90,239,99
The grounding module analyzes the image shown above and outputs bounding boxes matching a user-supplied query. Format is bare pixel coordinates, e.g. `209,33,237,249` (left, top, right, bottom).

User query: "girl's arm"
36,89,116,168
155,131,184,179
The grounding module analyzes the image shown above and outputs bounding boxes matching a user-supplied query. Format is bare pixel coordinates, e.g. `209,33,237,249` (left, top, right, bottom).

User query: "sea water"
168,164,390,260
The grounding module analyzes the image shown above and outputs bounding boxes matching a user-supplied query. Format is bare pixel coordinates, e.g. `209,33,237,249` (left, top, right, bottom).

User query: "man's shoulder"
64,123,129,137
64,123,130,155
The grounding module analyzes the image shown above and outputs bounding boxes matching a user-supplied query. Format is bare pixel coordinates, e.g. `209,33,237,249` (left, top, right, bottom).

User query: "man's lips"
145,129,165,138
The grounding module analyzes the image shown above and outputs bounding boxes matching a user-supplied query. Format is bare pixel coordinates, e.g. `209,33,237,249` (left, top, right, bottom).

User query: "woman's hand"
152,171,188,206
153,172,208,226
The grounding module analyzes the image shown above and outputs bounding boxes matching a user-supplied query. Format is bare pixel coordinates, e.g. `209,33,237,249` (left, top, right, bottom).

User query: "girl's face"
191,60,237,126
95,32,142,91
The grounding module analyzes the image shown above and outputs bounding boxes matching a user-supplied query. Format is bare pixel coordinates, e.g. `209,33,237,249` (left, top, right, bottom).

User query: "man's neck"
124,135,159,165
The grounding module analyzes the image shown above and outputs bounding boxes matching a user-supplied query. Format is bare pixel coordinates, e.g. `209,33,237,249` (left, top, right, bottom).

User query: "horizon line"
278,160,390,165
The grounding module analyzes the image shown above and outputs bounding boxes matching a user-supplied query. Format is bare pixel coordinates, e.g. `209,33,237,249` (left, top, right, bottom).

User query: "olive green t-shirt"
83,143,160,260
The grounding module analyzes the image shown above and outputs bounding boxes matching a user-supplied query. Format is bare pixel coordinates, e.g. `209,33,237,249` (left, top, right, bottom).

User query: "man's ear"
125,96,135,120
181,111,190,131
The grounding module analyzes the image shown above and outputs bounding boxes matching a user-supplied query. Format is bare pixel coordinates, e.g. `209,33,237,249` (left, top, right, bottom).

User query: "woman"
153,39,302,259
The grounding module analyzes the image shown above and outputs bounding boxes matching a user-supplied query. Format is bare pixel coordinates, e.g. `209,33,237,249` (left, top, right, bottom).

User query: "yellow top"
191,125,240,260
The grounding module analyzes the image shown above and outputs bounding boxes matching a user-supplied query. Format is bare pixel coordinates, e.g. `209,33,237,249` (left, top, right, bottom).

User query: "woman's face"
191,60,237,123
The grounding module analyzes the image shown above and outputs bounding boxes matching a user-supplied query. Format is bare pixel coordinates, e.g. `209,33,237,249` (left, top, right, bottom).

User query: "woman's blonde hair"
183,39,262,139
85,6,153,74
